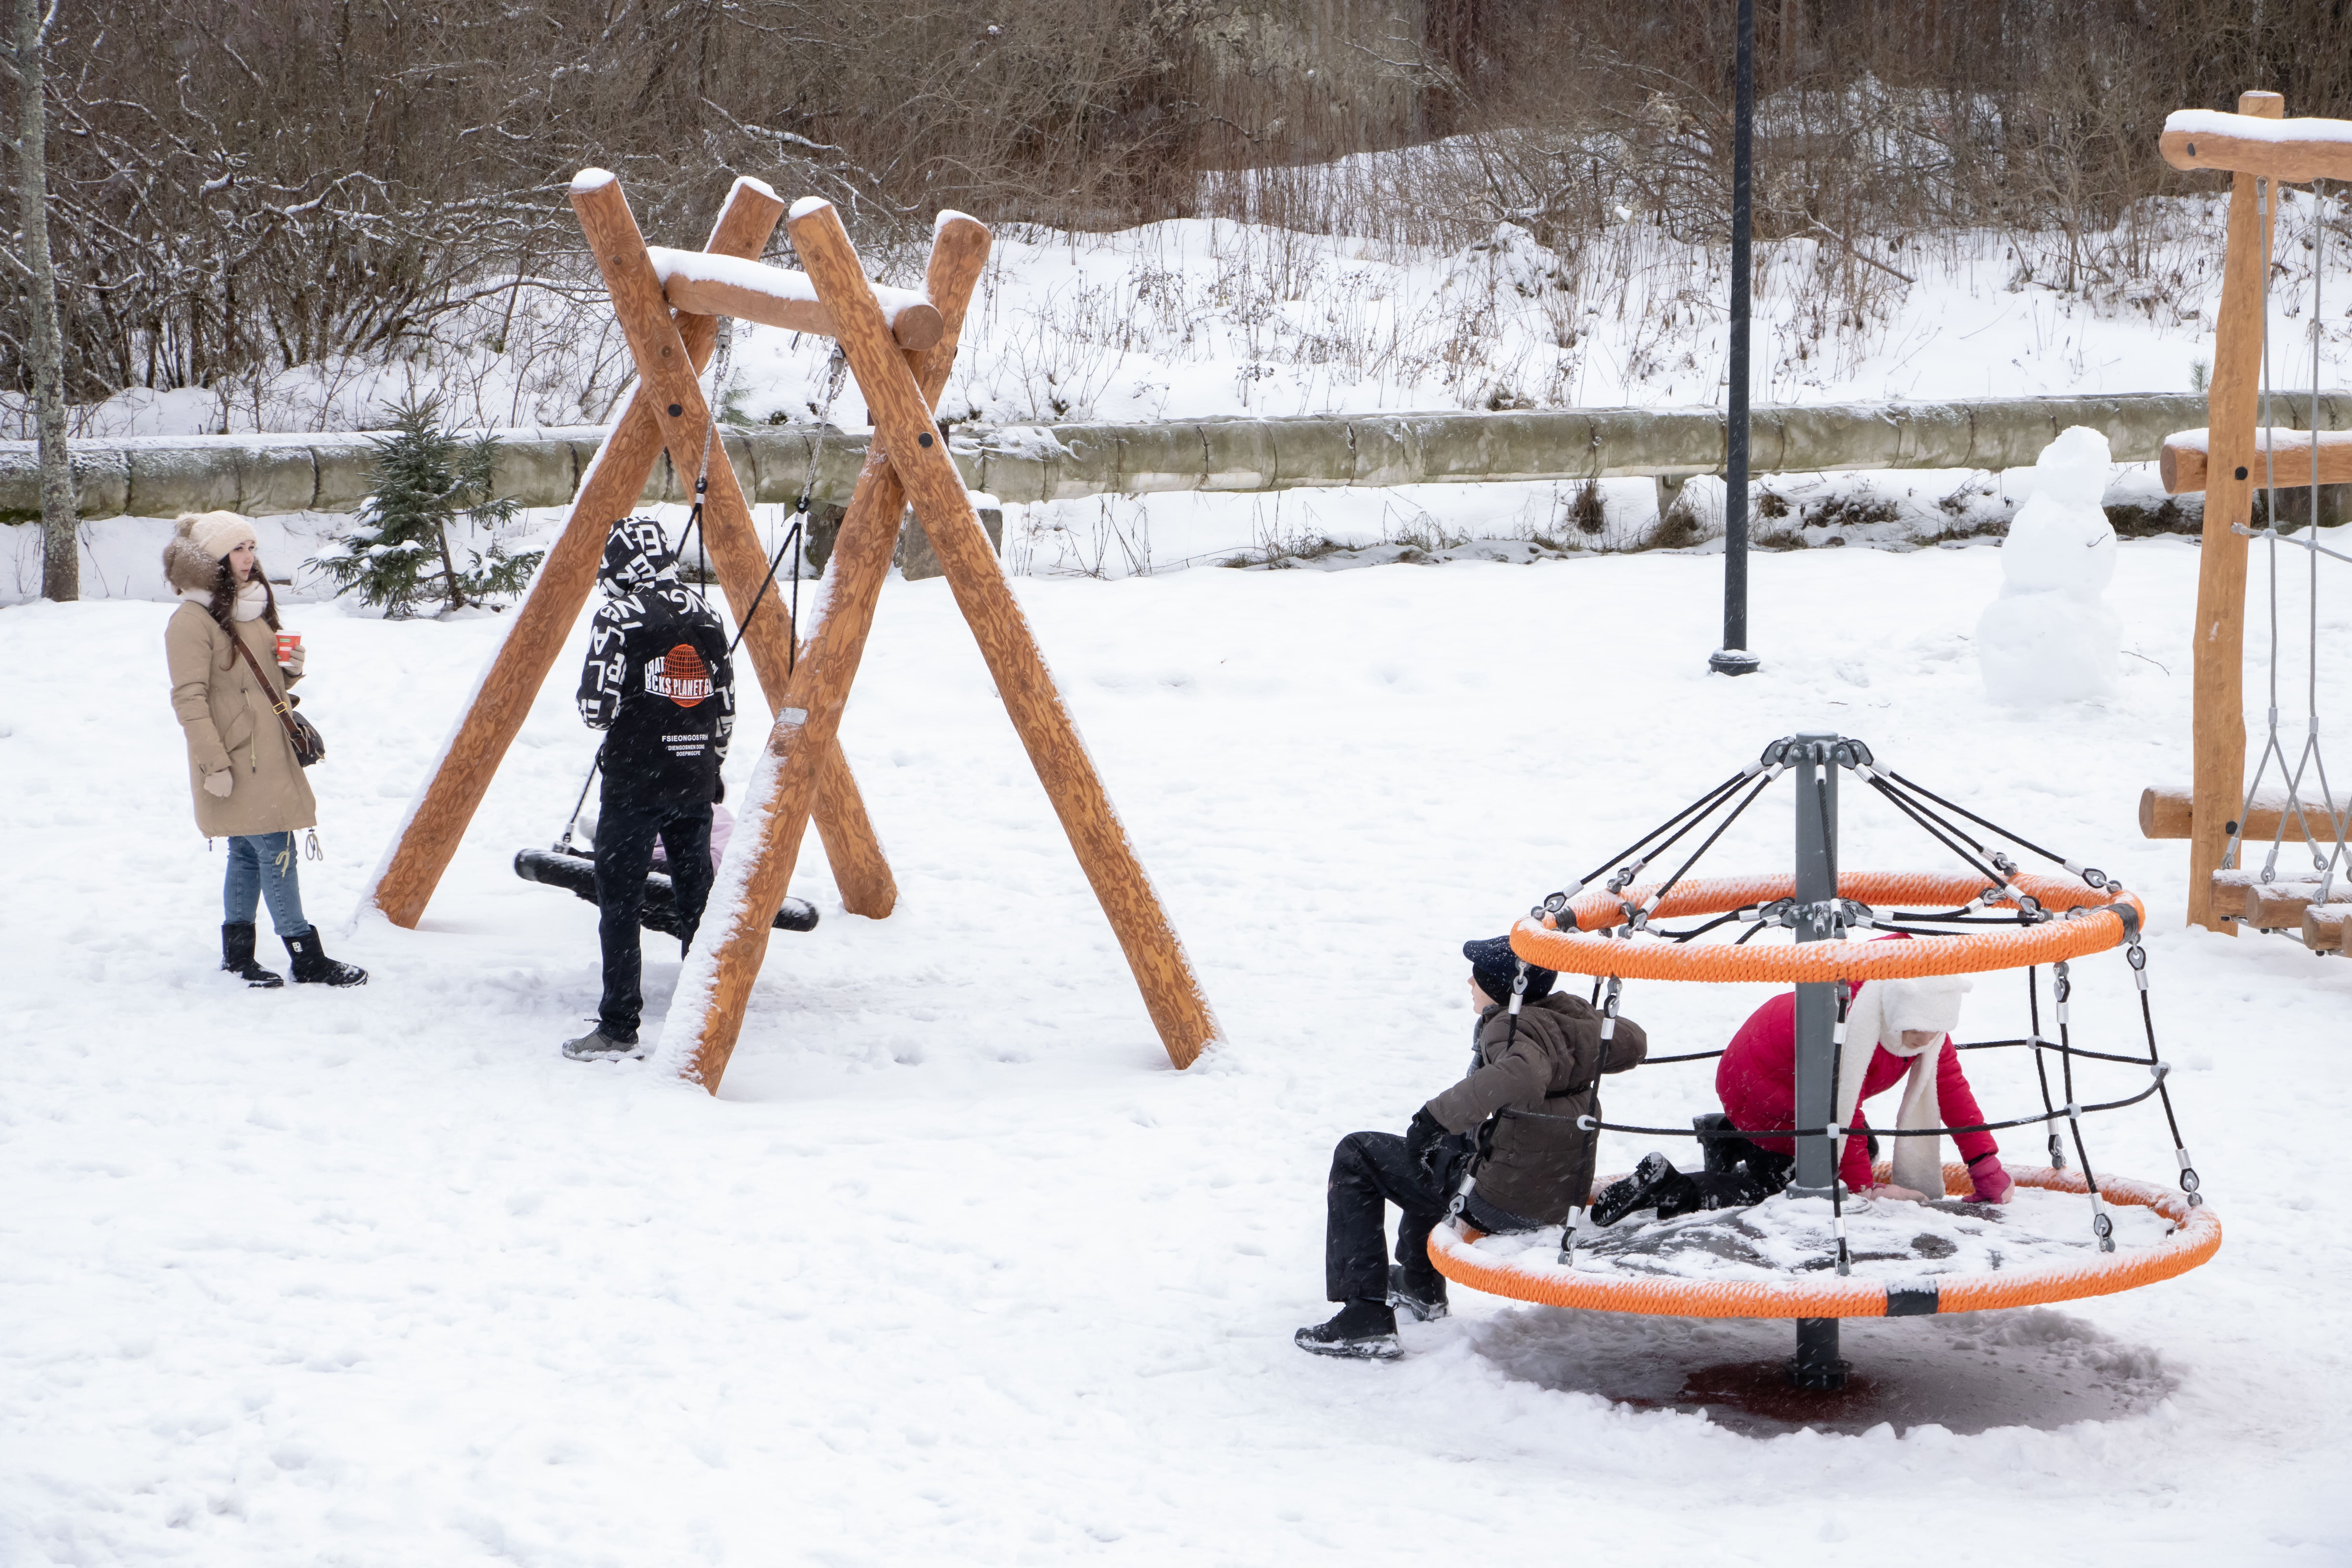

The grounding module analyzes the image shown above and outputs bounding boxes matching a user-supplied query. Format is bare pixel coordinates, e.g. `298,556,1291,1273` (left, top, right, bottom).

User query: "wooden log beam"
2161,427,2352,493
672,208,992,1092
366,177,783,930
801,198,1223,1073
649,247,943,352
2187,90,2285,932
2209,872,2253,919
2161,109,2352,185
571,169,899,918
2304,903,2349,954
2247,881,2324,933
2139,785,2346,843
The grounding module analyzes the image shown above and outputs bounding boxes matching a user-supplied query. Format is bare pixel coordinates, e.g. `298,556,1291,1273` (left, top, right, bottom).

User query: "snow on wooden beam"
647,247,943,351
2162,104,2352,185
2138,784,2344,843
2161,427,2352,493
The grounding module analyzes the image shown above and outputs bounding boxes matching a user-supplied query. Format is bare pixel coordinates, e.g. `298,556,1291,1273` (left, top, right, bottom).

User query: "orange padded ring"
1510,871,2144,982
1426,1163,2219,1320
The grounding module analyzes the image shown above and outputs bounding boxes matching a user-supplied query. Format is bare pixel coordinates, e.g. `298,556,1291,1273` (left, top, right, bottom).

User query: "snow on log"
569,167,617,192
2138,784,2345,843
2161,427,2352,494
2161,108,2352,184
646,246,942,351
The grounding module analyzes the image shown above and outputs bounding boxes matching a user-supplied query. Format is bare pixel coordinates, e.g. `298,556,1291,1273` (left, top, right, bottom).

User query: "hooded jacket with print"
577,519,735,807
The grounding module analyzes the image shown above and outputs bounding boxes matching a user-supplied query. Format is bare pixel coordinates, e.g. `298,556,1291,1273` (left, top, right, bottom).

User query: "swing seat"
513,847,819,936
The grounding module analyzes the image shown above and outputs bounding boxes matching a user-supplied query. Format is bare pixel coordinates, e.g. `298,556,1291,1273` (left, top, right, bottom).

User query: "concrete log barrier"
7,393,2347,523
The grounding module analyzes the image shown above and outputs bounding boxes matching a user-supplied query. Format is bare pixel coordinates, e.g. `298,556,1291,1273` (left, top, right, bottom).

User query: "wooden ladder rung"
2304,904,2351,954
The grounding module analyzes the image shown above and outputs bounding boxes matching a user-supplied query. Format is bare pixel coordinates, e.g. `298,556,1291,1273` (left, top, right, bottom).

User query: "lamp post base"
1709,648,1762,677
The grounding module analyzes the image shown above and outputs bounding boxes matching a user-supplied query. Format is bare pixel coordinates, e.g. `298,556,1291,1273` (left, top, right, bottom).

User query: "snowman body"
1978,426,2122,705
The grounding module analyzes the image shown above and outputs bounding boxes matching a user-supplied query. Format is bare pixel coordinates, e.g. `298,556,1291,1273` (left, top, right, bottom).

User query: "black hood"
600,518,681,596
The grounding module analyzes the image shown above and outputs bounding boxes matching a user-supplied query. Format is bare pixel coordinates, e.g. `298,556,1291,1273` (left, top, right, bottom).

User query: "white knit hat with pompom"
182,510,259,561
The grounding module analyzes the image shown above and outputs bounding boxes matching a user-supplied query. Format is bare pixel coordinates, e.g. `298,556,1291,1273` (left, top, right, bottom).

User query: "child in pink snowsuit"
1591,969,2014,1225
1716,982,2013,1201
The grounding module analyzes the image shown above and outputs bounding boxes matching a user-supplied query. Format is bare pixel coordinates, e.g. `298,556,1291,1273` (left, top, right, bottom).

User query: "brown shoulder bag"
228,628,327,768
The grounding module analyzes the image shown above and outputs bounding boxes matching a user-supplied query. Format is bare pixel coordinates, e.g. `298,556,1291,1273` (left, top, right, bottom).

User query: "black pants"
1323,1130,1533,1304
595,795,714,1040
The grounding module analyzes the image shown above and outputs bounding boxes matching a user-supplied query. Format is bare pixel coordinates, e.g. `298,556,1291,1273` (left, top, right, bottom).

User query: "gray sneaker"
562,1026,642,1061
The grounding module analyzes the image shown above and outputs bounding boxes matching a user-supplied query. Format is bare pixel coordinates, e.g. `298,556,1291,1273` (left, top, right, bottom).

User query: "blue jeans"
224,832,311,938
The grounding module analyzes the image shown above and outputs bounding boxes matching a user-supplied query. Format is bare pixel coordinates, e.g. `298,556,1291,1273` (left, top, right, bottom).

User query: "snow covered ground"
4,534,2349,1562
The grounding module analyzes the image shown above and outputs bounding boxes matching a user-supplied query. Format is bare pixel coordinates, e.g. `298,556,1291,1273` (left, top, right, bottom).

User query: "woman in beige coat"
165,511,366,987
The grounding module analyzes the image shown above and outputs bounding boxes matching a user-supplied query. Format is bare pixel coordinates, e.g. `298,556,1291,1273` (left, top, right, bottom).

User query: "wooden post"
806,198,1222,1072
368,178,785,928
570,171,900,919
671,209,990,1090
2186,90,2284,932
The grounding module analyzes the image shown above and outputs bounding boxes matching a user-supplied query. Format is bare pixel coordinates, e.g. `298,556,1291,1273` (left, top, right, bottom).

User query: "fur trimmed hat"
162,511,258,594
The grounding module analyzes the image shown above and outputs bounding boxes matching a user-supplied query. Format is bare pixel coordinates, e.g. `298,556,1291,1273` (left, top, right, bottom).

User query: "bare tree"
4,0,75,599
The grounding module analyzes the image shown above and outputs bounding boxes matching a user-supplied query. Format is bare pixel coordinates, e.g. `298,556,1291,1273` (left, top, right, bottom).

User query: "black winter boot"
1388,1264,1449,1322
220,922,284,988
1693,1112,1743,1175
1590,1152,1704,1227
283,927,368,987
1295,1299,1402,1359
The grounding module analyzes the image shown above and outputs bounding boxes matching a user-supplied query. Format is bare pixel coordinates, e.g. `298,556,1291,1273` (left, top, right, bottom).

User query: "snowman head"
2027,425,2113,513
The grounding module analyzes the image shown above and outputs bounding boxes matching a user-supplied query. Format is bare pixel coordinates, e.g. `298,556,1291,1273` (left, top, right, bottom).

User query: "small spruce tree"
317,395,542,616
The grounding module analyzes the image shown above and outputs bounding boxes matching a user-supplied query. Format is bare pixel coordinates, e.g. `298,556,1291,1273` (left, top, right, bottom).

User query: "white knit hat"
182,510,259,561
1873,973,1973,1042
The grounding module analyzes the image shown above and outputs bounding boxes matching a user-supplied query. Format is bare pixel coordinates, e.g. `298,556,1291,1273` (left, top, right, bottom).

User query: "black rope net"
1501,736,2203,1276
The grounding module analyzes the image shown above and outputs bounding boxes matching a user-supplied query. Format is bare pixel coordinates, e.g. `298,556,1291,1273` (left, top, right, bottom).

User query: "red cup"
275,632,300,664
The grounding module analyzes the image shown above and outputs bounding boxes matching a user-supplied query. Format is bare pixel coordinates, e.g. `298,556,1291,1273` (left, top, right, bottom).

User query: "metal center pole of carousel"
1788,733,1849,1390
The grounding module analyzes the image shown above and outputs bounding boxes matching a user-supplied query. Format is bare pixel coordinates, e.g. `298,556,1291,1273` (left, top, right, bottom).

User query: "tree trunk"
13,0,77,600
433,520,468,611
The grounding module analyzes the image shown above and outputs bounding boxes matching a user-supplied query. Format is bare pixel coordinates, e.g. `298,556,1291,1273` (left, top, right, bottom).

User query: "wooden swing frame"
364,172,1221,1089
2136,92,2352,945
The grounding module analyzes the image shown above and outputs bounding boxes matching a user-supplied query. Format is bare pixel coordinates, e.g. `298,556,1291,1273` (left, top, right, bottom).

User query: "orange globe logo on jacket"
644,643,713,706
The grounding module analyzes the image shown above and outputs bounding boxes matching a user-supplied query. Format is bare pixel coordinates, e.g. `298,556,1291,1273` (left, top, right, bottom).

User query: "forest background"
6,0,2349,415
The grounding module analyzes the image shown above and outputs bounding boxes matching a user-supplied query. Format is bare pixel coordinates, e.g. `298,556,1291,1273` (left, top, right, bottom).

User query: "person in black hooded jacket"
562,518,735,1060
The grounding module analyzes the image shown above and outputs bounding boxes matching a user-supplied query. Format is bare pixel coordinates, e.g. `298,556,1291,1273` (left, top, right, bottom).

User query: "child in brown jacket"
1296,935,1647,1359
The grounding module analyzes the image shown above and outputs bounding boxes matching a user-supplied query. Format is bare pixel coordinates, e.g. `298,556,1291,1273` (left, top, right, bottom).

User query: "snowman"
1978,425,2122,705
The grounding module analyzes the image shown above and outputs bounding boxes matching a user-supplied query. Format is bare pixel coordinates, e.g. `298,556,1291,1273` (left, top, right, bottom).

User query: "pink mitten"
1969,1155,2014,1204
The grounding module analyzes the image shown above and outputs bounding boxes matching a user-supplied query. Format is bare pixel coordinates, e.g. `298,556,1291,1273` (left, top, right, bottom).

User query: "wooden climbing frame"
2139,91,2352,940
365,171,1222,1092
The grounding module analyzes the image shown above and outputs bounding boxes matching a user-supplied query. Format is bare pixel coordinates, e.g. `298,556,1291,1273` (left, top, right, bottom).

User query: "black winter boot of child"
1591,1152,1705,1227
284,927,368,987
1694,1112,1744,1175
221,922,284,988
1295,1300,1402,1360
1388,1264,1449,1322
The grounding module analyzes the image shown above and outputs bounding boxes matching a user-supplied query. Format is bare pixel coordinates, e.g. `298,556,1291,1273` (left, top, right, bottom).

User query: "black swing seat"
513,847,820,936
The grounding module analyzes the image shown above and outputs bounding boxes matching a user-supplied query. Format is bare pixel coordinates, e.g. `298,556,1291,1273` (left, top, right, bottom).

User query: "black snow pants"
1324,1130,1535,1304
595,795,715,1040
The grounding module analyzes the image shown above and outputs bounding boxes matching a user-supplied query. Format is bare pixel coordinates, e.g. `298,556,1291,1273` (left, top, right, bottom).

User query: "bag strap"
226,625,307,746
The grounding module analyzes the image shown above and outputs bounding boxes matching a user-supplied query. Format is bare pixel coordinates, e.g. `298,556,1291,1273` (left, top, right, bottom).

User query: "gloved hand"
1968,1153,2015,1204
1405,1107,1445,1174
203,769,234,799
282,642,307,677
